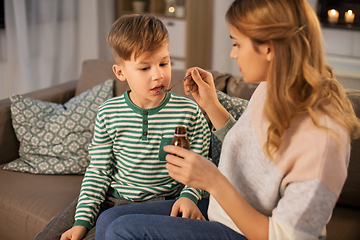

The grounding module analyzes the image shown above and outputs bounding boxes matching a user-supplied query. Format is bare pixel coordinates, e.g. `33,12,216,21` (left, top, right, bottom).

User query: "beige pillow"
75,59,129,97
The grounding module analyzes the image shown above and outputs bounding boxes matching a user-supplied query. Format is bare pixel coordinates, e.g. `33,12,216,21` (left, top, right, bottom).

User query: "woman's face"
229,25,271,84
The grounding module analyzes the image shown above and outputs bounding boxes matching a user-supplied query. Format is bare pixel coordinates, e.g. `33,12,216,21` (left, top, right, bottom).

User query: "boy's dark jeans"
35,194,166,240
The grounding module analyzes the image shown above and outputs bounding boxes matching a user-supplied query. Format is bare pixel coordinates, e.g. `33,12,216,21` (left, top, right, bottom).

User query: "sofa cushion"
212,73,258,101
4,80,113,174
75,59,129,97
0,164,83,240
337,89,360,207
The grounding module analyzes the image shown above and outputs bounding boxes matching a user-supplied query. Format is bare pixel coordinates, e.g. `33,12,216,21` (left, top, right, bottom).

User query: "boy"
36,14,210,240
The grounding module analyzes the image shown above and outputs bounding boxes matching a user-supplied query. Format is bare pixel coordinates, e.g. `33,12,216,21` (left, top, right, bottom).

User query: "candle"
328,9,339,24
345,10,355,24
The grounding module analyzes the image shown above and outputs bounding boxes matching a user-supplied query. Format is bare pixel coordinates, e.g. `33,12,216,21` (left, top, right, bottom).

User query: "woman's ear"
265,40,274,62
112,64,126,81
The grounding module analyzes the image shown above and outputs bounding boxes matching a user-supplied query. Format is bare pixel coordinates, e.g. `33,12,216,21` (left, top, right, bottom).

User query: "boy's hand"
170,197,205,220
60,226,87,240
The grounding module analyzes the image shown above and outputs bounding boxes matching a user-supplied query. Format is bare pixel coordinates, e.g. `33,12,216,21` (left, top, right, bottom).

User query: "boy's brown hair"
108,14,169,63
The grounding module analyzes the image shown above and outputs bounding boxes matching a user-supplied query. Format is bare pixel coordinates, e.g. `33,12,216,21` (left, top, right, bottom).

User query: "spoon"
157,74,191,93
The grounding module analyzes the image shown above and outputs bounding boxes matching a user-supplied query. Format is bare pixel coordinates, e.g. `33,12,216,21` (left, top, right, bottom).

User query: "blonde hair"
226,0,360,161
108,14,169,62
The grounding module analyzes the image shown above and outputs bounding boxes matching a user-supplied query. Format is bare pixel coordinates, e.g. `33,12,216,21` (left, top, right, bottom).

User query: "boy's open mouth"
151,86,164,91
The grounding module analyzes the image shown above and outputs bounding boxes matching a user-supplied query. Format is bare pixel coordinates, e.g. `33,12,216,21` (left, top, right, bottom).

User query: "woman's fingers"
184,67,211,94
164,145,189,160
165,156,188,183
186,78,198,94
190,68,205,88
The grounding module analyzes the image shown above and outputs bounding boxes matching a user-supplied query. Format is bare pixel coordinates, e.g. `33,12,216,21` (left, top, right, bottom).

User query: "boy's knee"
96,209,116,240
96,208,113,229
105,215,136,239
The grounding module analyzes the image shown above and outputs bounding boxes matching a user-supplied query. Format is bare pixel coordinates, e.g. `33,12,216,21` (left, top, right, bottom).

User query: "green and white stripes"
74,91,210,229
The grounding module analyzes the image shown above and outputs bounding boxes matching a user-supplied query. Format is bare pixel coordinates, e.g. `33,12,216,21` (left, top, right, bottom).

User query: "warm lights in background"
168,6,175,14
345,10,355,24
165,0,185,17
327,8,356,25
328,9,339,23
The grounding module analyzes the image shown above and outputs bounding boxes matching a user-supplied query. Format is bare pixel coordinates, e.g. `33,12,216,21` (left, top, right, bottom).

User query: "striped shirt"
74,90,211,229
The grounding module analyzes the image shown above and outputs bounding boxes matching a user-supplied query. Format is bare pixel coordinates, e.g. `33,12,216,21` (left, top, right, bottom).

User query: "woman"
95,0,360,239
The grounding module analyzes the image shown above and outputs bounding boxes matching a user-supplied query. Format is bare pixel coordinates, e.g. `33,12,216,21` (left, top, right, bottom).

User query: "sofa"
0,59,359,240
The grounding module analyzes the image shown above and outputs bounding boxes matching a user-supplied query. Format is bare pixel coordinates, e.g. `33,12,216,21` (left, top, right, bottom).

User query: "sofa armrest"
0,80,78,165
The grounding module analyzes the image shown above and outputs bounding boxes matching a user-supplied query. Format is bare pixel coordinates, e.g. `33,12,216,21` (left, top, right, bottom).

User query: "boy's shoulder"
169,93,197,106
99,93,126,110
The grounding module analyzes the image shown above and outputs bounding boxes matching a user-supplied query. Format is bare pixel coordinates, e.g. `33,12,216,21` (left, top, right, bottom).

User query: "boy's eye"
160,62,169,67
140,67,149,71
232,43,239,48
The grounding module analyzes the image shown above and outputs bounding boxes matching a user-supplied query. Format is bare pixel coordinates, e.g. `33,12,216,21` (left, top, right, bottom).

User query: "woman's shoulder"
280,110,350,161
289,109,349,145
277,111,350,197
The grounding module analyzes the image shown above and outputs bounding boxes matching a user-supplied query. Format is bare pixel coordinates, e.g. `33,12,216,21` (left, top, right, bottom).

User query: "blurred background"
0,0,359,100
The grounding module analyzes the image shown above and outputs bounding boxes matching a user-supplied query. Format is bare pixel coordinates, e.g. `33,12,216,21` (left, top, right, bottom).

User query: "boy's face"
113,45,171,109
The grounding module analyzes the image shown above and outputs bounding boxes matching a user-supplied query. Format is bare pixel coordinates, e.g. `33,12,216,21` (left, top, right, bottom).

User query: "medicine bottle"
171,126,190,150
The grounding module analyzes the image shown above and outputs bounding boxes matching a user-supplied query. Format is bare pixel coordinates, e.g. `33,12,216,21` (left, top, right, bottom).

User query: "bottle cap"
174,126,187,136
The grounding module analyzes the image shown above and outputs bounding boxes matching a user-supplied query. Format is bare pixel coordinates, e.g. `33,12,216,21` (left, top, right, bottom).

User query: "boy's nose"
152,68,163,80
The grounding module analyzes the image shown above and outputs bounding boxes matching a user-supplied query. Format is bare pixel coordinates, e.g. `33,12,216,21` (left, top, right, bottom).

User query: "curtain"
0,0,114,100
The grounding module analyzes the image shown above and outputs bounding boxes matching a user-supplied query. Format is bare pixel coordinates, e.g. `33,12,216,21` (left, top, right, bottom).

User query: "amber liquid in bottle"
171,126,190,151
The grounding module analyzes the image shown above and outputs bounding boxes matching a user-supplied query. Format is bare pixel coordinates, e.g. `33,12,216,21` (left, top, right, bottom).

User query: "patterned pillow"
211,90,249,166
4,80,113,174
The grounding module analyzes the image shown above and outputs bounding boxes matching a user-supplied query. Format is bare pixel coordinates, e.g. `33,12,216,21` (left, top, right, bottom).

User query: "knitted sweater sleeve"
212,115,237,142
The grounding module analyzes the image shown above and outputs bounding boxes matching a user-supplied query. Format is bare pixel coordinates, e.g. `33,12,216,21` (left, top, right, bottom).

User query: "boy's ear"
112,64,127,81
